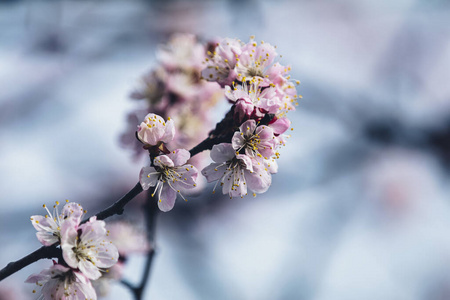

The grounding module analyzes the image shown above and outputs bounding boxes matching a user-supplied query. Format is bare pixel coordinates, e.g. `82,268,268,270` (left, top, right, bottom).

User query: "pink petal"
269,117,291,135
210,143,235,163
61,202,84,226
161,119,175,143
154,155,174,168
239,119,257,136
167,149,190,166
202,163,228,182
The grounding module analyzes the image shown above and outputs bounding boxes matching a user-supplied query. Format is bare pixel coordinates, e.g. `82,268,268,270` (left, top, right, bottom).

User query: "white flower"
202,143,271,198
26,263,97,300
30,201,84,246
140,149,198,212
60,217,119,280
137,113,175,146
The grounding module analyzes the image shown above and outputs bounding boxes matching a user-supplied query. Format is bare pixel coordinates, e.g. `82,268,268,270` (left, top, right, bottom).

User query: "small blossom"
106,221,150,255
156,33,205,73
26,263,96,300
202,143,271,198
140,149,198,212
202,37,242,86
137,113,175,146
30,201,84,246
235,39,278,84
225,81,280,121
232,119,276,159
60,217,119,280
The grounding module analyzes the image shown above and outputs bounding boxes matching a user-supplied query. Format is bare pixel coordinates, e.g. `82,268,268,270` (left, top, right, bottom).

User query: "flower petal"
210,143,235,163
140,166,159,190
158,184,177,212
167,149,190,166
239,119,257,136
202,163,227,182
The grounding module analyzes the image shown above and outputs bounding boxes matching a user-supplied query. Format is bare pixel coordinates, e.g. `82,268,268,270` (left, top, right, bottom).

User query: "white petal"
158,184,177,212
231,132,246,150
78,259,102,280
140,166,159,190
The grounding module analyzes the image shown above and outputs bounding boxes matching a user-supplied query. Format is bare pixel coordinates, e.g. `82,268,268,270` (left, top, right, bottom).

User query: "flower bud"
137,113,175,145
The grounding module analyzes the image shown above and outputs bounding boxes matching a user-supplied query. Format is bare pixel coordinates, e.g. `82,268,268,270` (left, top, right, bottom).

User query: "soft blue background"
1,0,450,299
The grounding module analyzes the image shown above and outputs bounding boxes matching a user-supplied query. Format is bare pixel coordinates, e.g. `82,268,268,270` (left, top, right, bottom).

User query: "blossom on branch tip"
60,217,119,280
232,119,276,160
30,201,84,246
137,113,175,146
202,143,271,198
26,263,96,300
140,149,198,212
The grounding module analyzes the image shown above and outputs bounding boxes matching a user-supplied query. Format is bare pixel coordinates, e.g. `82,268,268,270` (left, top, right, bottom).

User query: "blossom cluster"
26,201,119,300
134,35,300,208
200,36,299,198
137,113,199,211
122,33,223,158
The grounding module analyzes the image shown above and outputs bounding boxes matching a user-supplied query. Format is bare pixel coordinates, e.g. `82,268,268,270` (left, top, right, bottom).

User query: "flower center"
244,134,260,154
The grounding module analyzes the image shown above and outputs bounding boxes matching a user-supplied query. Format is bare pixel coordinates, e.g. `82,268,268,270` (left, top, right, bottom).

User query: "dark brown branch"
121,192,158,300
0,245,61,281
90,182,143,222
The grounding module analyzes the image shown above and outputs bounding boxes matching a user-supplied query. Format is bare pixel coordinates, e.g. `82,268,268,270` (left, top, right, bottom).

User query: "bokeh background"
1,0,450,299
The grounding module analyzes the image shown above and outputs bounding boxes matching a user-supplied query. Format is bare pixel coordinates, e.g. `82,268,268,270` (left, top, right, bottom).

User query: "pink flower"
202,37,242,86
106,222,150,255
225,81,280,121
26,263,97,300
30,201,84,246
60,217,119,280
137,113,175,146
232,119,276,159
235,39,278,84
269,117,291,147
140,149,198,212
156,33,205,72
273,82,299,114
201,143,271,198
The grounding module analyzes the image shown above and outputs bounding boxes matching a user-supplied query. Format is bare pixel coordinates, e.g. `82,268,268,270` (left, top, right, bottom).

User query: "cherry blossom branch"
0,182,143,282
0,108,237,283
0,123,221,282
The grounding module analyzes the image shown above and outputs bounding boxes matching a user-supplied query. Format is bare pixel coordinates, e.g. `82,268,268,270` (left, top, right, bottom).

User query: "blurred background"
1,0,450,299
